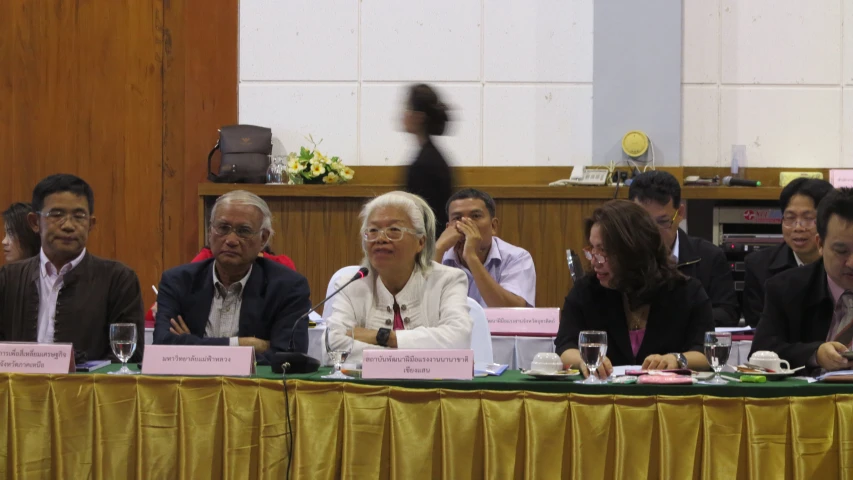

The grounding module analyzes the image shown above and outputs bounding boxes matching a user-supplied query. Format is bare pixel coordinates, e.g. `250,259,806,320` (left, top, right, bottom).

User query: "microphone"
272,267,369,374
722,176,761,188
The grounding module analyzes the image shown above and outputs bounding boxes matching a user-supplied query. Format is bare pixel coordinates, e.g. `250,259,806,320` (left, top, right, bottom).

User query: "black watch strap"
376,328,391,347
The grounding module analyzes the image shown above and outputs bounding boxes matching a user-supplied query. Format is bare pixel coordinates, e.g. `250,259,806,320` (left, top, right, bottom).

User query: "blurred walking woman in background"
403,84,453,236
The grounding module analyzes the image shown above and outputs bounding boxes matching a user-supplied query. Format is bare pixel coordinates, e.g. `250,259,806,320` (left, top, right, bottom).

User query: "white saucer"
521,369,580,380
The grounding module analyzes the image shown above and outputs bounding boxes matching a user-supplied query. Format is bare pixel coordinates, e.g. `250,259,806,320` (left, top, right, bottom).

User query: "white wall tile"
721,0,841,85
682,0,720,84
360,84,482,166
681,86,720,166
719,87,841,168
844,0,853,85
483,0,593,83
482,85,592,166
361,0,481,81
239,0,358,81
239,84,358,163
843,88,853,165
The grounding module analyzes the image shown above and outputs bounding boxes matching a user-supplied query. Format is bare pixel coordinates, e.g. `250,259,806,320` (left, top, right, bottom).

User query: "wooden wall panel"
0,1,164,308
1,0,237,311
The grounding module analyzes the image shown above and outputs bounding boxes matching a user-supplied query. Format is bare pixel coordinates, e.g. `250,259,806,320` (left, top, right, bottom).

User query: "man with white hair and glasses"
153,190,311,364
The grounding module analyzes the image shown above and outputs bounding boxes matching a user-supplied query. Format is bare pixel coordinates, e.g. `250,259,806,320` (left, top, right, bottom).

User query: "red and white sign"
0,343,74,374
142,345,255,376
485,308,560,336
362,349,474,380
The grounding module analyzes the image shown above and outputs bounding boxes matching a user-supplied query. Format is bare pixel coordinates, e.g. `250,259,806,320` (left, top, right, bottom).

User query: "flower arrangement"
285,134,354,185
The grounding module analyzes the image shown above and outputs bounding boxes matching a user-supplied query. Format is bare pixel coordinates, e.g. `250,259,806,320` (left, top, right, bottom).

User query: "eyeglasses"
37,209,90,224
655,210,679,230
363,226,419,242
583,247,608,265
210,222,261,239
782,216,816,228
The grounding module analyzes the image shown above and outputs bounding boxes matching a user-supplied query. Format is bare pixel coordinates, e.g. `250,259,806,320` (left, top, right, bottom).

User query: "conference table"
302,324,753,369
4,364,851,479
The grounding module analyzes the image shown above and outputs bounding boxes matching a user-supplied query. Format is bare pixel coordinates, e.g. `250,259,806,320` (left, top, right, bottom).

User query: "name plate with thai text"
485,308,560,336
0,343,74,374
362,349,473,380
142,345,255,376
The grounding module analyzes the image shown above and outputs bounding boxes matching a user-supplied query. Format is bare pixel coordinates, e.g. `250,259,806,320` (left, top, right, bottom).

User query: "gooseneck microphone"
272,267,369,374
722,176,761,187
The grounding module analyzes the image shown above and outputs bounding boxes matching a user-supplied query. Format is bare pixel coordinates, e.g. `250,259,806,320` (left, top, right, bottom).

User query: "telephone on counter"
549,166,610,186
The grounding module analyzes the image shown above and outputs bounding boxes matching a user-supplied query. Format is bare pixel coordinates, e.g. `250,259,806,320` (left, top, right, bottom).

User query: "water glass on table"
577,330,608,384
704,331,732,384
323,325,354,379
109,323,138,375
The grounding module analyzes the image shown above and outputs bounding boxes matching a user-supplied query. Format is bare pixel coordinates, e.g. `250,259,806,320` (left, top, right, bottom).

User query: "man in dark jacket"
0,174,144,363
153,190,311,365
629,171,739,326
751,187,853,372
742,178,834,327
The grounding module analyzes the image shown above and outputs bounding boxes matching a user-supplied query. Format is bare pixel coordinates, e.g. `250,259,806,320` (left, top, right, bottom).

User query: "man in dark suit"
153,191,311,364
629,171,740,326
742,178,834,327
751,188,853,372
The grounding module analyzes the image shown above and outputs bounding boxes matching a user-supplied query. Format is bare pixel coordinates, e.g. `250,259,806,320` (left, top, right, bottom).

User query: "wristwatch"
669,352,688,369
376,328,391,347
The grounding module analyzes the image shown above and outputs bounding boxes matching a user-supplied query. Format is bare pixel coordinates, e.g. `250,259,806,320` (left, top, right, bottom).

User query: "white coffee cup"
530,352,563,374
749,351,790,372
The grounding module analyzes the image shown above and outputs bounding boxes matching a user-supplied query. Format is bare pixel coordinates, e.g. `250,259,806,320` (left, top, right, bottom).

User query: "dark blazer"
153,257,312,365
742,242,800,327
0,253,145,363
676,229,740,327
405,140,453,234
555,274,714,366
750,260,834,370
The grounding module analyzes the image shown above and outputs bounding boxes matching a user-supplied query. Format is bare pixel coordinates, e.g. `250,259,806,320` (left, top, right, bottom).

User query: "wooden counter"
198,182,784,309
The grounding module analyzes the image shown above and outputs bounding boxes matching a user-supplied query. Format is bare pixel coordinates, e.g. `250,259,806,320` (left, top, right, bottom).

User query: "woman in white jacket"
327,191,472,362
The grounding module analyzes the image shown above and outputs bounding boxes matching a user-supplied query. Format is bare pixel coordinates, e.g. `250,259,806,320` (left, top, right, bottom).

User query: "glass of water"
577,330,608,384
704,331,732,384
108,323,138,375
324,325,354,379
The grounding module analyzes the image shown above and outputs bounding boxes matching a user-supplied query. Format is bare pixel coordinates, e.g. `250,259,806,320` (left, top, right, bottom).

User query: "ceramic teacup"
530,352,563,374
749,350,790,372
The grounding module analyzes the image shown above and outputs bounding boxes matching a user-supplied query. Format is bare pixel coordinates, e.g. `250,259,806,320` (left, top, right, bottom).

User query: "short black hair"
2,202,41,258
628,170,682,208
32,174,95,214
779,178,834,212
817,187,853,239
446,188,496,218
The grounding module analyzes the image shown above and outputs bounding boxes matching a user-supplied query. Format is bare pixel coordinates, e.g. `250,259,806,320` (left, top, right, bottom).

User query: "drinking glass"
576,330,608,384
267,155,285,184
704,331,732,384
324,325,354,379
108,323,138,375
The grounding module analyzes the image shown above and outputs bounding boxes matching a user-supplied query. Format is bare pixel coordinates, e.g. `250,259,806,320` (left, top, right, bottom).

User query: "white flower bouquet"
285,135,354,185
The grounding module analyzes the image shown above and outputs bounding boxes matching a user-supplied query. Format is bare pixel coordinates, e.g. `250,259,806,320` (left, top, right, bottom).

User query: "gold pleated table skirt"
2,371,852,479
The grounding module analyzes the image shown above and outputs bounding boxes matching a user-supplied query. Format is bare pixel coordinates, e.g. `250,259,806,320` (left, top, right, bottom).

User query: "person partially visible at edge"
436,188,536,308
751,188,853,373
555,200,713,378
628,170,740,327
742,178,834,327
153,190,311,365
0,174,145,363
402,83,454,239
2,202,41,263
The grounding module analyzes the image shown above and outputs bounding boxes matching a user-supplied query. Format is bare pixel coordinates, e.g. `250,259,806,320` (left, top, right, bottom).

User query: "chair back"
322,265,362,320
467,298,494,365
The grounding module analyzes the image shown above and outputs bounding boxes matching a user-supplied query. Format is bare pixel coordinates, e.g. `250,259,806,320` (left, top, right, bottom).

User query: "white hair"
360,191,436,271
210,190,274,244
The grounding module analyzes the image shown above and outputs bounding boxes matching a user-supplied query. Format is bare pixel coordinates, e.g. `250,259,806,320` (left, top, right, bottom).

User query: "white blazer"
326,262,472,362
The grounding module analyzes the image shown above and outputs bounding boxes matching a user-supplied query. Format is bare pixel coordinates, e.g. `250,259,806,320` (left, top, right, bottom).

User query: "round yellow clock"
622,131,649,158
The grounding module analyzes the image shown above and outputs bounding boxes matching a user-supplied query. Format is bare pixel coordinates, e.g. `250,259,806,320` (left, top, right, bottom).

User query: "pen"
151,285,158,295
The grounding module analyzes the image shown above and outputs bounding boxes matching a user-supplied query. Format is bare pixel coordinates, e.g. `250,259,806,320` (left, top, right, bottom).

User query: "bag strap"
207,139,221,182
